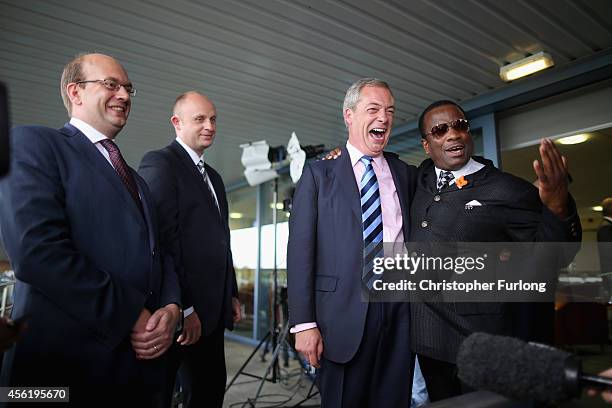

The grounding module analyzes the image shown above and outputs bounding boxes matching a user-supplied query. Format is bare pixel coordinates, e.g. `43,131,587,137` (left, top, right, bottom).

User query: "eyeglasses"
427,119,469,138
76,79,136,97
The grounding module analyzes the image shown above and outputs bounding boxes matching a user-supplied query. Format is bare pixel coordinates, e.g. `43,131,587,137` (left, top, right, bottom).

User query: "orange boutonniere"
455,176,468,189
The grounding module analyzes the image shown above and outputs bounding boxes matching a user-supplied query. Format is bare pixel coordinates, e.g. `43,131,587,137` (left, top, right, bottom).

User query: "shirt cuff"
290,322,317,333
183,306,194,318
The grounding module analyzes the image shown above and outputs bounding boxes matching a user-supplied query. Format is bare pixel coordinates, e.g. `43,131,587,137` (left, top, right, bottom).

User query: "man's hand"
322,147,342,161
533,138,569,218
295,327,323,368
131,304,180,360
177,311,202,346
587,368,612,403
0,317,26,352
232,297,242,323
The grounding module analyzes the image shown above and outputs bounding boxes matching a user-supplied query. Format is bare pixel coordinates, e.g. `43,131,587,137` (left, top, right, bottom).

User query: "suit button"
421,221,428,228
149,291,154,296
152,249,156,257
434,195,441,202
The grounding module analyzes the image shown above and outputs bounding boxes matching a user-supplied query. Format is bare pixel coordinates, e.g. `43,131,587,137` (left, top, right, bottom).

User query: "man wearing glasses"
409,100,581,401
0,53,181,406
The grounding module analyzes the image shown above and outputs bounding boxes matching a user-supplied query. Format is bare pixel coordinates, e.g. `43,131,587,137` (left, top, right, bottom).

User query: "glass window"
257,173,292,339
227,185,257,338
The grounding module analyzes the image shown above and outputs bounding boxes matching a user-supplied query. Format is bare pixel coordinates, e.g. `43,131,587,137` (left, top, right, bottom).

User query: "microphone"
457,332,612,404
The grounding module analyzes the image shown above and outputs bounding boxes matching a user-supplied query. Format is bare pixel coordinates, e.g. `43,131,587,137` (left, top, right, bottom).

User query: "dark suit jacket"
598,218,612,273
409,157,581,363
287,147,417,363
0,124,180,388
139,141,237,334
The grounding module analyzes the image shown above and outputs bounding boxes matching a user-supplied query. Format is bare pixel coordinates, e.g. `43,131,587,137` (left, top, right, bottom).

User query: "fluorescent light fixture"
499,52,554,82
557,134,590,145
229,212,243,219
269,203,284,210
592,206,603,212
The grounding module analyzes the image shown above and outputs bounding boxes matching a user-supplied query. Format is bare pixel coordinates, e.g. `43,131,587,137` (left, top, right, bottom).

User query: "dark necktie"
360,156,383,290
437,170,455,191
99,139,143,214
197,159,220,211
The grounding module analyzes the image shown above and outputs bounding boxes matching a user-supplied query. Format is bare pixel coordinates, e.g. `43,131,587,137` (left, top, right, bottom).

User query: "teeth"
370,128,385,135
109,106,125,112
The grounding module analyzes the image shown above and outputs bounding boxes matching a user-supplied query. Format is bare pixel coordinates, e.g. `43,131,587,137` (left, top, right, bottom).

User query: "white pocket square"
465,200,482,209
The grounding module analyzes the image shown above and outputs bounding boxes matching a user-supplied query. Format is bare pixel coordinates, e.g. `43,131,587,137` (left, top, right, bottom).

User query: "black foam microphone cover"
457,332,581,404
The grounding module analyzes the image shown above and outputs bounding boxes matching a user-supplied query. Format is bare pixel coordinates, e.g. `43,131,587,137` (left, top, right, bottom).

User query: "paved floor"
224,338,321,408
221,338,612,408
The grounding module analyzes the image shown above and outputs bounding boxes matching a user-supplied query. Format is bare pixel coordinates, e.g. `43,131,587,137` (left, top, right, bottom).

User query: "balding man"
0,53,181,406
139,91,241,408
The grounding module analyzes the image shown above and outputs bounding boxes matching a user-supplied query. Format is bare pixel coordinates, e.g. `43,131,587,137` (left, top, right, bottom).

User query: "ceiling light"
269,203,284,210
499,52,554,82
229,212,243,219
557,134,590,145
592,206,603,212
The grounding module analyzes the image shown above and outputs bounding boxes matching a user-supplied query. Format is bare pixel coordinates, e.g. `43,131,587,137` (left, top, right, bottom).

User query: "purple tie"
99,139,143,214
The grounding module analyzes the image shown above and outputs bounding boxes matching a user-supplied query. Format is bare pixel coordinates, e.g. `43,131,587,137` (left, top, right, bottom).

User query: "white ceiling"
2,0,611,184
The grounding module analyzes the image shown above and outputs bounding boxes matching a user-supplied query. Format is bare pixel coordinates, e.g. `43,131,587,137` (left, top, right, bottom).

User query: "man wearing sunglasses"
0,53,181,406
409,100,581,401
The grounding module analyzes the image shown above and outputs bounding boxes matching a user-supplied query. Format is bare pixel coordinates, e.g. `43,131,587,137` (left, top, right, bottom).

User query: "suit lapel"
335,147,361,221
169,141,222,223
134,175,156,251
385,153,411,238
60,123,145,224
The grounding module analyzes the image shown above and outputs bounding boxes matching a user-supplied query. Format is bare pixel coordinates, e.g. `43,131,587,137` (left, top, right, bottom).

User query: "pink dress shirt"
291,141,405,333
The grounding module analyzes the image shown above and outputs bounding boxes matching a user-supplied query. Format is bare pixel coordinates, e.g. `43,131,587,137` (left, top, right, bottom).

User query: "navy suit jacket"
287,147,417,363
0,124,179,388
139,141,238,334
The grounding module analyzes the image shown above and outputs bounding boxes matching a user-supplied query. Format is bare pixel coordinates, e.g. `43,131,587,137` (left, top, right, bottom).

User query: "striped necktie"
197,159,219,211
99,139,144,215
360,156,383,290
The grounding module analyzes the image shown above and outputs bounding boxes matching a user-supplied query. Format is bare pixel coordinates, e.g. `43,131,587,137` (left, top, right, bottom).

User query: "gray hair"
342,78,393,112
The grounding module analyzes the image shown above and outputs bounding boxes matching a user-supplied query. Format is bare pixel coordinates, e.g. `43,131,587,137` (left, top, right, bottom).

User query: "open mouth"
445,144,464,156
108,105,127,114
369,128,386,140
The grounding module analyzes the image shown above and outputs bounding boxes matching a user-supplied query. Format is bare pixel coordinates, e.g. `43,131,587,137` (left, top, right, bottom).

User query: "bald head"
171,91,217,156
173,91,214,117
61,53,132,138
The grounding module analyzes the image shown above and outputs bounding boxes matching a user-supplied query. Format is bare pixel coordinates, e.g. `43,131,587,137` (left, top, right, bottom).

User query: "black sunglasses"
426,119,469,138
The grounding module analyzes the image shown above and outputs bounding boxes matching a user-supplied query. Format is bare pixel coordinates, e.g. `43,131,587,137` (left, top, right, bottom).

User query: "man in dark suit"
0,53,181,406
139,91,241,408
409,100,581,401
288,78,418,407
598,198,612,299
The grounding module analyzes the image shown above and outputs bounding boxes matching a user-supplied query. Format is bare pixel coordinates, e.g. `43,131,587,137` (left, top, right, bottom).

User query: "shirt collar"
345,141,384,169
175,136,204,166
605,216,612,223
70,117,111,144
434,157,484,181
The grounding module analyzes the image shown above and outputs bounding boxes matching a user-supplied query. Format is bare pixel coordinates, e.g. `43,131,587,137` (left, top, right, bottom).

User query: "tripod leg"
251,323,291,402
225,331,270,393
